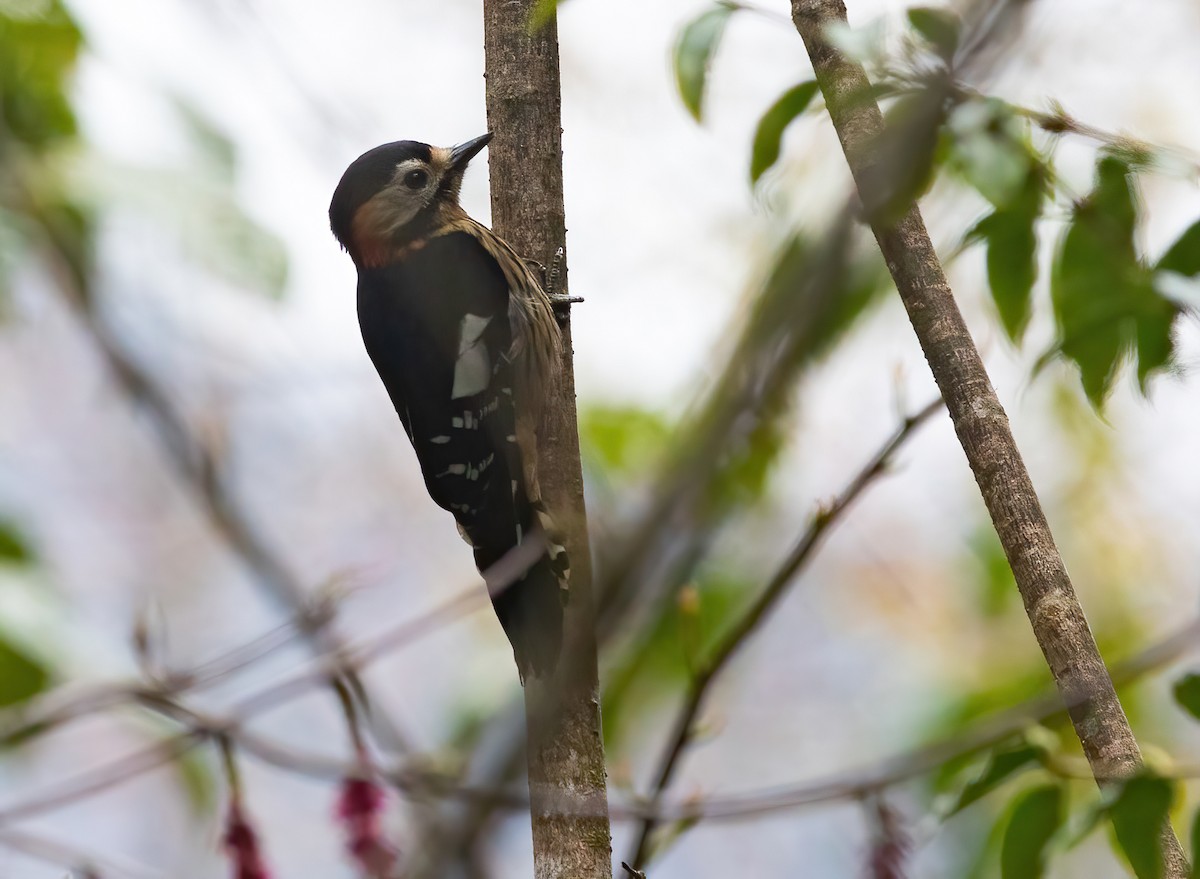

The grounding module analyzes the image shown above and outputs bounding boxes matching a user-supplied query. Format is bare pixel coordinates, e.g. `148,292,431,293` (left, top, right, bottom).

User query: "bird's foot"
544,246,565,298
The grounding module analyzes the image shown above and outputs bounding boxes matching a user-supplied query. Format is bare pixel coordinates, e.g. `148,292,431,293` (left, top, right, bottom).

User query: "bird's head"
329,133,491,267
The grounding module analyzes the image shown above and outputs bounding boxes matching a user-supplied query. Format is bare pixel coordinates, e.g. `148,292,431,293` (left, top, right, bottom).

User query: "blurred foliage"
0,520,34,564
965,165,1043,342
967,526,1020,618
0,0,288,770
0,0,286,303
0,521,51,712
0,0,93,295
906,6,960,62
133,714,218,818
1108,774,1174,879
1049,155,1178,403
946,99,1035,210
943,734,1050,818
673,2,736,122
0,0,81,152
1171,672,1200,721
999,783,1064,879
0,636,50,710
1191,811,1200,879
679,0,1198,409
868,75,951,222
601,569,750,751
749,81,818,184
579,405,673,482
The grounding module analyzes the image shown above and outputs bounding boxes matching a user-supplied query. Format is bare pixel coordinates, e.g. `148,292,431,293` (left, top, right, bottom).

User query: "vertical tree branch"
481,4,613,877
789,0,1187,874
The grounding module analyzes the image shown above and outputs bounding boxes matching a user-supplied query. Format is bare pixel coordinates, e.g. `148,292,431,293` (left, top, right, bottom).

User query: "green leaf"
708,409,787,507
749,81,819,183
948,99,1032,208
1001,784,1065,879
175,746,217,816
967,526,1019,616
174,98,237,183
1135,296,1177,389
971,167,1042,341
907,6,961,59
674,3,736,121
862,75,950,223
0,636,50,709
0,0,83,148
68,160,289,299
0,520,33,565
947,741,1043,816
1050,154,1171,405
579,405,672,478
1171,672,1200,720
529,0,560,31
1109,775,1174,879
1156,219,1200,278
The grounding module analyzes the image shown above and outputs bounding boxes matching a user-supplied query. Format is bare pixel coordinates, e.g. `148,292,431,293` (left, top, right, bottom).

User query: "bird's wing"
446,219,562,505
356,230,566,676
356,232,525,536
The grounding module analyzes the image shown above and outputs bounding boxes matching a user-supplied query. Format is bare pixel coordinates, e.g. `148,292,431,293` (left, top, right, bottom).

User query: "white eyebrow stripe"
392,157,428,177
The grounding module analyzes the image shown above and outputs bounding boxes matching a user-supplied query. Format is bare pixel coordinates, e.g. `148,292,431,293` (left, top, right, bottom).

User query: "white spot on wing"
452,313,493,399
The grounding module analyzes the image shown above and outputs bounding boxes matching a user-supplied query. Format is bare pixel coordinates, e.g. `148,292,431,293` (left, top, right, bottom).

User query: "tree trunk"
481,3,613,877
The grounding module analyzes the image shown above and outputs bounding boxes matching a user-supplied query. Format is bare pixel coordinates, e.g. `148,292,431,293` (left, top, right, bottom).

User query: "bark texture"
790,0,1186,873
482,4,613,878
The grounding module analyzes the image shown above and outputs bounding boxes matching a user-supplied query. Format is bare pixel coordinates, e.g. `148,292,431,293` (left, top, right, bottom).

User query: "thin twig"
0,828,163,879
627,398,941,868
0,579,487,749
5,594,1196,830
0,538,540,827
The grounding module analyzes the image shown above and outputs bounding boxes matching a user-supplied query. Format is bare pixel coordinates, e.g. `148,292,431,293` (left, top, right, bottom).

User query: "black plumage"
331,136,566,679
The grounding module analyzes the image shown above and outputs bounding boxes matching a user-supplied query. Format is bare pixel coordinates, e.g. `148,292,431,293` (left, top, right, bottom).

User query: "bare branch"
0,828,162,879
627,399,941,868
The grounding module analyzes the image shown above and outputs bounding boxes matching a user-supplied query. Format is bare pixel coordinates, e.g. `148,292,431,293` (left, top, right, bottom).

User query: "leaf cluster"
673,1,1198,408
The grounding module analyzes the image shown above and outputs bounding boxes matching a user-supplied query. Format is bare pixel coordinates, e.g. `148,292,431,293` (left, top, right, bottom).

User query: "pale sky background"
1,0,1199,876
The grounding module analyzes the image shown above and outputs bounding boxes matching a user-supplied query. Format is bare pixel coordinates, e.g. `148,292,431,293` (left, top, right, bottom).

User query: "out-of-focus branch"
0,827,161,879
0,579,488,749
29,213,413,756
0,539,543,827
977,88,1200,177
790,0,1187,873
5,577,1199,830
627,398,941,869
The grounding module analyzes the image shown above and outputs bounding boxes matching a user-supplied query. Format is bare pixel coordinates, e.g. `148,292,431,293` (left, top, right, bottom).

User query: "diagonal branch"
628,398,941,869
30,218,413,757
790,0,1187,873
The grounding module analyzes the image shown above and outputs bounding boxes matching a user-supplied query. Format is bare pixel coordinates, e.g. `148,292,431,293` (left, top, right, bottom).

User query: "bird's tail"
488,536,568,682
464,485,569,682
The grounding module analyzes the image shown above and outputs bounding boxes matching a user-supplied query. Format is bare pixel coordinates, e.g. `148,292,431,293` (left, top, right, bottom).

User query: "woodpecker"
329,133,567,680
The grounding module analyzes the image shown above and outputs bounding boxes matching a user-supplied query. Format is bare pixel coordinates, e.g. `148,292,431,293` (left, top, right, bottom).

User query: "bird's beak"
448,133,493,172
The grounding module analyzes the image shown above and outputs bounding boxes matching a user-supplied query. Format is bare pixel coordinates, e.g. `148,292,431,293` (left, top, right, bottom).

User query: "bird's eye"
403,169,429,190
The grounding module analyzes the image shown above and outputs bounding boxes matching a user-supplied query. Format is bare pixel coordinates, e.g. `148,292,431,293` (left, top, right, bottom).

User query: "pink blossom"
223,800,272,879
336,777,398,877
